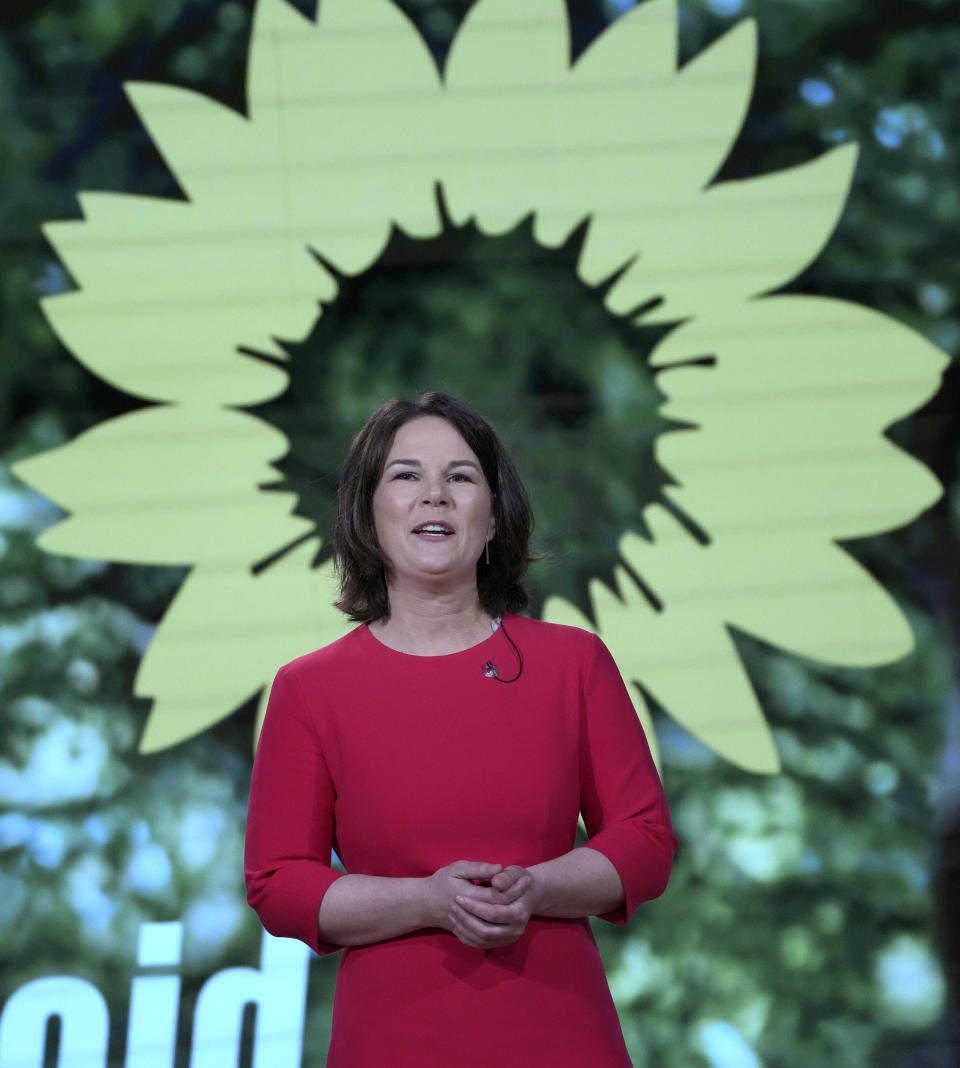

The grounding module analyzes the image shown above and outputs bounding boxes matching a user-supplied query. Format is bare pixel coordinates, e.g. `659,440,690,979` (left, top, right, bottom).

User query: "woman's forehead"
385,416,477,460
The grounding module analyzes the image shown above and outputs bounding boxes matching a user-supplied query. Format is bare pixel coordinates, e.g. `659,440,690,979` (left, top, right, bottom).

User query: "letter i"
125,922,183,1068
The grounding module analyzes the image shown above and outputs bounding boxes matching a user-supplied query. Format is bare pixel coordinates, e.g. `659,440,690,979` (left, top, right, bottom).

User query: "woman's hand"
448,864,540,950
421,859,504,931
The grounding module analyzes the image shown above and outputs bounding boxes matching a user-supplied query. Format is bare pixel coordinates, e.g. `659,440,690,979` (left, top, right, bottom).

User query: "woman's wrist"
415,873,443,928
526,867,547,917
526,848,624,919
319,873,440,945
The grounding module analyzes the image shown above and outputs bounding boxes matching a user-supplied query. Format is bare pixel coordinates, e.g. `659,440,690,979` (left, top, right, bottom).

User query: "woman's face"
372,416,495,594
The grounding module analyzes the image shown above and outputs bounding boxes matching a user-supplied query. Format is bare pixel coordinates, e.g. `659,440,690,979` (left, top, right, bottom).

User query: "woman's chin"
393,562,476,590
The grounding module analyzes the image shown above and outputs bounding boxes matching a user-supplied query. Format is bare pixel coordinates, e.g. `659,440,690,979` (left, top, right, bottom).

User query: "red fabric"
245,615,677,1066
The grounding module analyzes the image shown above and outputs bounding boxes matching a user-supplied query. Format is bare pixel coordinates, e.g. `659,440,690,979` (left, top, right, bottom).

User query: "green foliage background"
1,0,958,1065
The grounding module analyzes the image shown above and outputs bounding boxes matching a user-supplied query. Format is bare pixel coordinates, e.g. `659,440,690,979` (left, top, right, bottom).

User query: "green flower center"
252,213,678,616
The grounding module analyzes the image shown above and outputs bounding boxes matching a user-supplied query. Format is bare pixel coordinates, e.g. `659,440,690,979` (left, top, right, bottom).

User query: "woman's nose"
422,481,447,504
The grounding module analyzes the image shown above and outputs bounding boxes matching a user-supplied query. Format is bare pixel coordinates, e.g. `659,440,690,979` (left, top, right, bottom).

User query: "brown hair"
333,392,534,622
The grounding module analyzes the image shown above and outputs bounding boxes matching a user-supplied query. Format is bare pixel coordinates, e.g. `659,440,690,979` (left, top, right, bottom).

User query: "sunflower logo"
14,0,945,771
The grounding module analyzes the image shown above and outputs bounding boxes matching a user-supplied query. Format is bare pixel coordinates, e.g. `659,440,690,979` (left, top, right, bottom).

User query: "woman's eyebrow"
384,459,480,470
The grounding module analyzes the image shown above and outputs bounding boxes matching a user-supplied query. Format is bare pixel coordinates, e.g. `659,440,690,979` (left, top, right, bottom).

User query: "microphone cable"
483,615,523,684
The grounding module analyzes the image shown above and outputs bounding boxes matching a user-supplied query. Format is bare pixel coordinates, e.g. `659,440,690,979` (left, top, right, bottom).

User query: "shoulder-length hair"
333,392,534,622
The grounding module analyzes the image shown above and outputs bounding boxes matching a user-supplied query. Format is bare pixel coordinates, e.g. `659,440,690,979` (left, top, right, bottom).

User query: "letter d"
189,932,309,1068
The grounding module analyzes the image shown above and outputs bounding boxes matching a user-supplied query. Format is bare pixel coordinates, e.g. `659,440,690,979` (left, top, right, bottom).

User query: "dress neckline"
361,615,504,660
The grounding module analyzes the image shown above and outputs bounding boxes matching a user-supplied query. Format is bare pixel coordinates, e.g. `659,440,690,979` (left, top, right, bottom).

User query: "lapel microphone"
482,617,523,684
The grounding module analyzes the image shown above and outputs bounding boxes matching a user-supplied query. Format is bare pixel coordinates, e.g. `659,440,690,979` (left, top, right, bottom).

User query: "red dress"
245,615,677,1066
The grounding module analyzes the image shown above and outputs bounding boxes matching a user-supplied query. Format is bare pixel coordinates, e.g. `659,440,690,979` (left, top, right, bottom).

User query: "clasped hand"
425,860,538,950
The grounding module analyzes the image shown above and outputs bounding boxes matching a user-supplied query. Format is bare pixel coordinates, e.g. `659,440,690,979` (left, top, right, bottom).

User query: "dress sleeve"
579,633,678,924
244,663,344,955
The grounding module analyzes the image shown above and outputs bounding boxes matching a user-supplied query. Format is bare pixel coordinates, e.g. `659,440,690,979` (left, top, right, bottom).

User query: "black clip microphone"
481,618,522,684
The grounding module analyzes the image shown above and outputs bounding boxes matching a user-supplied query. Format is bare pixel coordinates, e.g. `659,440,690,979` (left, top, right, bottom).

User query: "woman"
245,392,677,1066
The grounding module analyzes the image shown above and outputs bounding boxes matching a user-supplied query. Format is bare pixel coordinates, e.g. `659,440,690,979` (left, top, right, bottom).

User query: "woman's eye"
449,473,473,483
392,471,417,481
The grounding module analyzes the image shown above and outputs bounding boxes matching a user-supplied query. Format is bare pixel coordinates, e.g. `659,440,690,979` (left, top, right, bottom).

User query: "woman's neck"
370,588,494,656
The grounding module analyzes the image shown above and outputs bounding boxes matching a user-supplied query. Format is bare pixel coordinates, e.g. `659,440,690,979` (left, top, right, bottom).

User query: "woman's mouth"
412,523,454,537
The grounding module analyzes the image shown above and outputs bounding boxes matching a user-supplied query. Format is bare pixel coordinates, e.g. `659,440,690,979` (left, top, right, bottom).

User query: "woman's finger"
496,874,532,905
452,922,518,950
454,883,505,907
452,860,504,882
449,907,512,949
490,865,526,891
455,895,513,925
452,900,531,949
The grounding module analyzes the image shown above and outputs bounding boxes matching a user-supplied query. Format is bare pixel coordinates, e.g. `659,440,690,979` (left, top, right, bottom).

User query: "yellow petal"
123,84,252,205
12,406,309,565
653,296,947,540
544,551,781,775
42,193,309,406
244,0,443,264
611,524,782,773
138,542,348,752
605,145,857,320
628,484,913,677
246,0,317,116
575,0,678,82
445,0,569,92
577,17,758,287
442,0,571,234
